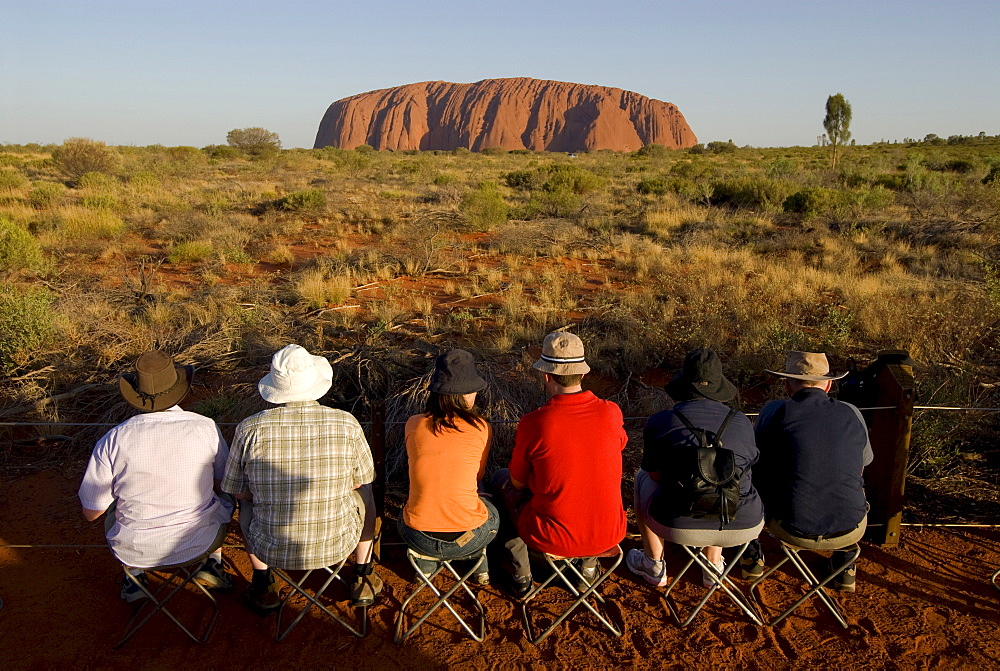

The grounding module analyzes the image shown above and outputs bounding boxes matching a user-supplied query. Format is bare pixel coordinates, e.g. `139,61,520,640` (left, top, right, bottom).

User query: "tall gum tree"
823,94,852,169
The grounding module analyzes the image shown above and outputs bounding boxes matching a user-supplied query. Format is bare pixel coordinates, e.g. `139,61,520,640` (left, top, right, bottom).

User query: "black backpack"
666,408,743,531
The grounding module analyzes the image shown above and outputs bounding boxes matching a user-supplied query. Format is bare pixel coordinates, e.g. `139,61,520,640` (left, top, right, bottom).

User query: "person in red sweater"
489,331,627,597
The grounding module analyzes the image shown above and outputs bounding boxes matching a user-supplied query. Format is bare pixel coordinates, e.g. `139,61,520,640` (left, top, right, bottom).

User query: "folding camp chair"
748,539,861,628
394,547,487,644
662,543,763,627
271,556,369,641
520,544,624,645
115,554,221,649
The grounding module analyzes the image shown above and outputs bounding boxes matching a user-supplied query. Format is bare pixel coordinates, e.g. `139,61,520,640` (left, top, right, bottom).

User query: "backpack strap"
672,407,737,440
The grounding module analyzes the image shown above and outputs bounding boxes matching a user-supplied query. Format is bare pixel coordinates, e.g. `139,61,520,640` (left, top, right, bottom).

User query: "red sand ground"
3,469,1000,669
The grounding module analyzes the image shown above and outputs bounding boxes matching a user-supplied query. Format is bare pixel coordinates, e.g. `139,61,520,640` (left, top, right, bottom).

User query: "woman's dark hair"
425,392,486,435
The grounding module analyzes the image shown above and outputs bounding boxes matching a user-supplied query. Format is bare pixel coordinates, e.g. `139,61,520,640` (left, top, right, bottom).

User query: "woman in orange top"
398,350,499,583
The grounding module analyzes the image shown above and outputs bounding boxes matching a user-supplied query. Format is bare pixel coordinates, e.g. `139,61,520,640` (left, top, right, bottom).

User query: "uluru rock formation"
314,78,696,152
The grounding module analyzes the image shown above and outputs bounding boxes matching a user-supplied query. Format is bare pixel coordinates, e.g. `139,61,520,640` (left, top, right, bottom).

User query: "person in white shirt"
78,351,234,602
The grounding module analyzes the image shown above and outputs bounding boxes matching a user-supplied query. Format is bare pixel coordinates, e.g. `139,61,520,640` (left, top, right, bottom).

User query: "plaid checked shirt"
222,401,375,570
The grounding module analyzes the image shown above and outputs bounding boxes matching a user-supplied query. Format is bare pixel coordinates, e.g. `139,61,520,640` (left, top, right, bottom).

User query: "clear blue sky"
3,0,998,148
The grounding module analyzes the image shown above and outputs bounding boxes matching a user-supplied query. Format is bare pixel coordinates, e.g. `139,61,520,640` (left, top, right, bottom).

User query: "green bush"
28,182,66,208
279,188,327,212
461,182,508,230
226,127,281,156
636,177,669,195
168,240,215,263
706,140,738,154
432,173,458,186
503,170,541,190
52,138,119,183
202,144,241,160
0,285,54,372
983,166,1000,185
710,176,795,210
0,216,44,271
783,187,837,216
0,168,29,191
76,171,118,190
81,193,118,210
633,144,670,159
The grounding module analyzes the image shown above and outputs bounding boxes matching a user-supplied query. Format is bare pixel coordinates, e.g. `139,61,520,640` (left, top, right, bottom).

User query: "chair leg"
662,544,762,628
520,548,624,645
115,564,219,649
757,543,860,629
273,557,365,642
394,551,486,644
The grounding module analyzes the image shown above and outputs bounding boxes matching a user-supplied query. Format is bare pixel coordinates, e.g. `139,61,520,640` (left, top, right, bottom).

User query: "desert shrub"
460,182,508,231
432,172,458,185
983,166,1000,185
55,207,125,239
706,140,738,154
543,164,603,195
279,188,327,212
76,171,118,190
687,143,706,154
766,157,796,177
503,170,541,190
203,144,241,160
226,127,281,156
524,187,581,218
293,267,351,308
0,285,54,372
710,176,796,210
0,168,29,191
873,172,909,190
52,138,119,183
636,177,669,195
81,193,118,210
633,144,670,159
28,182,66,208
0,216,44,271
783,187,838,216
168,240,215,263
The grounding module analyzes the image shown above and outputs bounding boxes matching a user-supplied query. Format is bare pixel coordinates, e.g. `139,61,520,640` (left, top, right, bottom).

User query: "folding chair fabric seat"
394,547,487,644
115,553,220,649
748,536,861,628
272,556,368,641
662,542,763,627
520,544,624,645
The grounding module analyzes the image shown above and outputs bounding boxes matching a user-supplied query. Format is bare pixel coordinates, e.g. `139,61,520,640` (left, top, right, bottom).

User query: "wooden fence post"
861,351,915,547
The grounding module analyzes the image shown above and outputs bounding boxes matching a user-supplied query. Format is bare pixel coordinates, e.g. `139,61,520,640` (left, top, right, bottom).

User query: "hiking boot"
831,565,857,593
194,557,234,592
350,571,383,607
243,571,281,615
120,572,148,603
739,556,766,580
626,548,668,587
472,571,491,586
701,558,726,588
509,574,533,599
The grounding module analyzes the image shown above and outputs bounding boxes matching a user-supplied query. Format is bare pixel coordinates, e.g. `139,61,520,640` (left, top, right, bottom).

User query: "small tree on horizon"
226,127,281,156
823,93,852,169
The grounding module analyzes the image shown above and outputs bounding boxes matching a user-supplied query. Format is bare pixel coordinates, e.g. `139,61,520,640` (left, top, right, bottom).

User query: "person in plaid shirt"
223,344,381,613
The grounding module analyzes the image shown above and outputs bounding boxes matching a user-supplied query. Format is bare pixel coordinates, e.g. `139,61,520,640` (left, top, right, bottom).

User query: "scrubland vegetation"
2,136,999,500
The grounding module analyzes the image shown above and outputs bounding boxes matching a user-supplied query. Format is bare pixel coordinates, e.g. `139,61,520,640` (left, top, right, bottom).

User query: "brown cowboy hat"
118,351,194,412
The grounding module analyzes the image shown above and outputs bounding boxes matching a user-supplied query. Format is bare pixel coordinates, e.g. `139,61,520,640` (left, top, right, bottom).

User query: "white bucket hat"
258,344,333,404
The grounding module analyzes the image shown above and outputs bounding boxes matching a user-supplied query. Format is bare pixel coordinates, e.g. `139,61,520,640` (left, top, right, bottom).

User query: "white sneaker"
701,558,726,588
626,548,668,587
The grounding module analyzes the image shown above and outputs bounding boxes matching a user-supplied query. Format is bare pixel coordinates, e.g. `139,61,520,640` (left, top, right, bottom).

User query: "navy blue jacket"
753,387,873,535
642,398,764,530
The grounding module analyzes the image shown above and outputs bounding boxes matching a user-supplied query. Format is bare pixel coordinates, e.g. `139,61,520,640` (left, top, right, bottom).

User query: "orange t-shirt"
402,414,491,532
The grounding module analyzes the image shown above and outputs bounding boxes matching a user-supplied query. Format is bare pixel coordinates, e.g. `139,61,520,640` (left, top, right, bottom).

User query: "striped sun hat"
532,331,591,375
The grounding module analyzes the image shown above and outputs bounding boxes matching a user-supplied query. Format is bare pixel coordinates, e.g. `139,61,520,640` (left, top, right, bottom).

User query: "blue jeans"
396,497,499,575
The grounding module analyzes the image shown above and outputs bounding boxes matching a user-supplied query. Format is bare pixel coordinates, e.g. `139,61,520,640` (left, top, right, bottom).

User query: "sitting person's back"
398,350,498,583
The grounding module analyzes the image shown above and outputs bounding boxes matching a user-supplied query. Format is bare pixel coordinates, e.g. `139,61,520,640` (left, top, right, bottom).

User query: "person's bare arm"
81,507,105,522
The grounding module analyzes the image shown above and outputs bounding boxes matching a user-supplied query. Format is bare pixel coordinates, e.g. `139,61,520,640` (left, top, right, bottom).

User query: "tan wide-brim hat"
118,350,194,412
258,344,333,404
532,331,591,376
766,351,848,381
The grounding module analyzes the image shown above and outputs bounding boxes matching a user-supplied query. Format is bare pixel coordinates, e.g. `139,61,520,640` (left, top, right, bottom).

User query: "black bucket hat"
664,348,737,403
430,349,487,395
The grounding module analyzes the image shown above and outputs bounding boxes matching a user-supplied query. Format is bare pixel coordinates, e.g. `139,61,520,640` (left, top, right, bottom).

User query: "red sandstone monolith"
314,78,696,152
